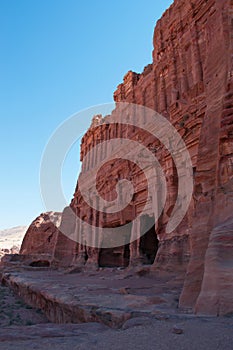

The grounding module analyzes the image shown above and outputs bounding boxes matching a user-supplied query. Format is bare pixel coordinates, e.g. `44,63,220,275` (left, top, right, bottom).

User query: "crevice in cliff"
139,215,158,265
29,260,50,268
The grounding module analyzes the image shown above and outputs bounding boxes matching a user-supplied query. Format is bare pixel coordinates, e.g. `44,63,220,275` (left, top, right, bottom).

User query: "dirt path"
0,283,233,350
0,284,48,327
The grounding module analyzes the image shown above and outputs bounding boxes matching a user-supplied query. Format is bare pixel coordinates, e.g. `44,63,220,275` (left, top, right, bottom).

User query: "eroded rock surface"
7,0,233,318
20,212,61,256
1,269,183,328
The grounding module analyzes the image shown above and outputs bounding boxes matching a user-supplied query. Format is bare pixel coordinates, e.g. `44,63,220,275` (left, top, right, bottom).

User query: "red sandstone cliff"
178,0,233,315
20,212,61,256
20,0,233,316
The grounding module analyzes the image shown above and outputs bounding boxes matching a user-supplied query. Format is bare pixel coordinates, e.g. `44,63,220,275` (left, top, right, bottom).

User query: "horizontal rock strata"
13,0,233,317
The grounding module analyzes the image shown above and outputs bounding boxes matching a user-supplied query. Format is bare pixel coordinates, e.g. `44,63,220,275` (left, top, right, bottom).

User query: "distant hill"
0,226,27,258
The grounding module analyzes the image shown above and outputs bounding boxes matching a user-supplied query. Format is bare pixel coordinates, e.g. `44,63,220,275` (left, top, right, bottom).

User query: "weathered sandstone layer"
20,212,61,256
17,0,233,316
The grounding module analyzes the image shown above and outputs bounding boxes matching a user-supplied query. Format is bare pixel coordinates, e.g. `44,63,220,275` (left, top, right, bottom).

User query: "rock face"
178,0,233,315
20,212,61,257
17,0,233,317
1,269,182,328
194,218,233,316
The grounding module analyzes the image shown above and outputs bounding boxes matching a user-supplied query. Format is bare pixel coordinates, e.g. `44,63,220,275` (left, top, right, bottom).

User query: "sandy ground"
0,312,233,350
0,284,48,327
0,283,233,350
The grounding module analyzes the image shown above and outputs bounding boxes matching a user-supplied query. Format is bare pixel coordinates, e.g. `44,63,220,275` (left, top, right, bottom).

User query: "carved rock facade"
21,0,233,316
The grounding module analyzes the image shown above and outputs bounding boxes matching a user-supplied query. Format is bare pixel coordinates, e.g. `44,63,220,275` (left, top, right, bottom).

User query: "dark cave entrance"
29,260,50,268
98,223,131,268
139,215,158,265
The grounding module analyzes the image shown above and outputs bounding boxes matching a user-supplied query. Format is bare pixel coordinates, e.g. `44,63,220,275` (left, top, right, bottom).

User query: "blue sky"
0,0,173,229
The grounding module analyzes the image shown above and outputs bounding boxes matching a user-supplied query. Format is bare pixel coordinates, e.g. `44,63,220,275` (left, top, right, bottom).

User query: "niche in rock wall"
98,223,132,268
29,260,50,267
139,215,158,264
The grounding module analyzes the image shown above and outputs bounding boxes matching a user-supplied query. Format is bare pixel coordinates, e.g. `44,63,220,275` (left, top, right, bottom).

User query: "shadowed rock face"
193,218,233,316
16,0,233,317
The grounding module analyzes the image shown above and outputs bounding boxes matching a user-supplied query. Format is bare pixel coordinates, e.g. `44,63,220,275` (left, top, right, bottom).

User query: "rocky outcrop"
16,0,233,317
20,212,61,256
55,0,233,316
55,0,208,270
179,0,233,315
1,269,183,328
0,246,20,261
194,218,233,316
